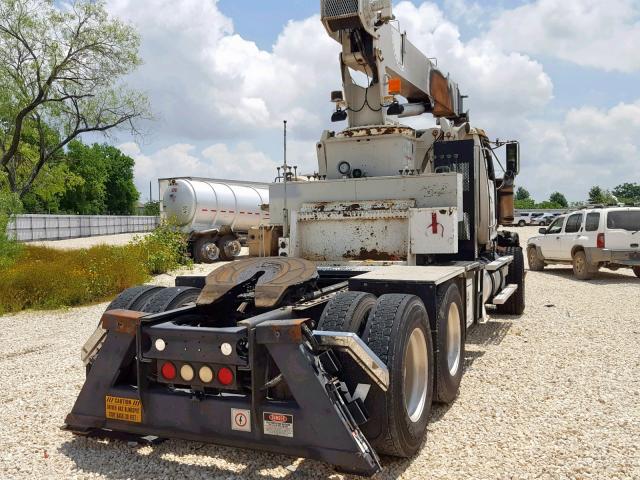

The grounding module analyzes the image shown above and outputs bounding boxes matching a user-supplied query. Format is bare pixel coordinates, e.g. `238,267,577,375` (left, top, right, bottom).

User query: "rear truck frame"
64,252,522,477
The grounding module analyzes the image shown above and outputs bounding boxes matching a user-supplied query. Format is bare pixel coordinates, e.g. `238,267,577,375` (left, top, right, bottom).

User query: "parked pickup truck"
527,207,640,279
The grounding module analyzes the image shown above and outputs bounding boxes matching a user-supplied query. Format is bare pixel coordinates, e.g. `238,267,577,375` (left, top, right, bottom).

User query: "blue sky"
104,0,640,203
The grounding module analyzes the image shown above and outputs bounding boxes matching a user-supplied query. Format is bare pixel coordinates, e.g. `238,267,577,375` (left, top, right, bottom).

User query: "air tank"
162,178,269,233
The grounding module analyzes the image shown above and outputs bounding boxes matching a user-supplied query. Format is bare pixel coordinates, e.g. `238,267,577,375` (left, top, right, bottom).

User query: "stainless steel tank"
162,178,269,232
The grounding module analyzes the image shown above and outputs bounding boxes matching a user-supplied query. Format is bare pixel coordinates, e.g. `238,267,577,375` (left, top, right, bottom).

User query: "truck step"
485,256,512,271
492,284,518,305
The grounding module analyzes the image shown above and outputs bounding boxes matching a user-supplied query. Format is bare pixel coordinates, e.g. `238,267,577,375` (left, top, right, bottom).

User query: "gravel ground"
27,233,151,249
1,226,638,479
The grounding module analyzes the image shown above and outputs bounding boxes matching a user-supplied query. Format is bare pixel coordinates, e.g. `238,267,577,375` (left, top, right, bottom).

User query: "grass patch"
0,222,191,315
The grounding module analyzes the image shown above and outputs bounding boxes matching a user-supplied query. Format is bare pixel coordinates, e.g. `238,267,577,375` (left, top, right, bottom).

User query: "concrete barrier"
6,215,159,242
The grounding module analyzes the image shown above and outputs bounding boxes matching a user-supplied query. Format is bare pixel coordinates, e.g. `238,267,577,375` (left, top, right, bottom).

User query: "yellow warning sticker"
105,396,142,423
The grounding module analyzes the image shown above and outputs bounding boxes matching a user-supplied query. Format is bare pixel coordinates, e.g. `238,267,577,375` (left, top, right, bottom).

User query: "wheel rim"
403,327,428,423
575,255,584,272
446,303,462,376
203,242,220,261
223,240,242,258
528,249,536,264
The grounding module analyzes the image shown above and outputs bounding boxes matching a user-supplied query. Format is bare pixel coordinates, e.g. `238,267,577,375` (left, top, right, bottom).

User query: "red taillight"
597,233,605,249
218,367,234,386
161,361,176,380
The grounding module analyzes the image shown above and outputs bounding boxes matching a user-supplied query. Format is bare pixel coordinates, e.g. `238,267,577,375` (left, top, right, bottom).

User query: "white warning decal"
263,412,293,438
231,408,251,432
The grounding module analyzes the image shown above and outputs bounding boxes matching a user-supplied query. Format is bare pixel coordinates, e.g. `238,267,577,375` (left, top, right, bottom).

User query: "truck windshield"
606,211,640,231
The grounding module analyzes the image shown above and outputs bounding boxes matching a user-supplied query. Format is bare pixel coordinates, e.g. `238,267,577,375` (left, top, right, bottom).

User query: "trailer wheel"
218,235,242,261
317,291,376,336
496,246,526,315
365,294,434,458
105,285,166,312
194,237,220,264
434,282,464,404
527,246,545,271
139,286,201,314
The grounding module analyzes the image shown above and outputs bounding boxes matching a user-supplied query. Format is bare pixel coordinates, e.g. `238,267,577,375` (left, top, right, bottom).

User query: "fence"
6,215,160,242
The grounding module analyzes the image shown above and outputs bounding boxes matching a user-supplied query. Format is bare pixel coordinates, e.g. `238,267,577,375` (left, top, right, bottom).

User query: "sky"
101,0,640,203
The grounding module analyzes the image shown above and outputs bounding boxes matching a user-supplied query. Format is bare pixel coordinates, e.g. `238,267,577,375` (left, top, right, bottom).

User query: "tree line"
515,183,640,210
1,0,149,216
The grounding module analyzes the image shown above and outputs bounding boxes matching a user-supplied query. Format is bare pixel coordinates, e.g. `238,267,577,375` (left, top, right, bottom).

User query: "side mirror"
539,228,547,234
506,142,520,175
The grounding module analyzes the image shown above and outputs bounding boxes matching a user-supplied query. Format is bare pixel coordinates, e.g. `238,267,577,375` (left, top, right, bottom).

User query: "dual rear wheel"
317,283,465,457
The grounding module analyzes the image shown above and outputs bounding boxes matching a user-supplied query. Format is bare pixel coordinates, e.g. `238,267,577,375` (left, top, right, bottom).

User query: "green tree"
60,141,139,215
548,192,568,208
516,187,531,201
0,0,150,198
102,145,139,214
515,198,535,209
588,186,605,204
589,186,617,205
612,183,640,203
143,201,160,216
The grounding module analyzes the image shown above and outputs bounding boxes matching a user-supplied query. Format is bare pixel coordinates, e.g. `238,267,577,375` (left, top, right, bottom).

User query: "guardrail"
6,215,159,242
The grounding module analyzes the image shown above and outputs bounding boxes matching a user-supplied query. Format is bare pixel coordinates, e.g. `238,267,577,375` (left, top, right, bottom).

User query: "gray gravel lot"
1,227,638,479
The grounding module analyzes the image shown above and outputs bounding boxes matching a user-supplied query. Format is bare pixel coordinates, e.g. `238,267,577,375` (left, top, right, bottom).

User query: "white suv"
527,208,640,279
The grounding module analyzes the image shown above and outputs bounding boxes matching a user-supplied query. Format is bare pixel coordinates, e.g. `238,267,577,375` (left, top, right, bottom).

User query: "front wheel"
365,294,433,458
518,220,526,227
633,266,640,278
527,246,545,271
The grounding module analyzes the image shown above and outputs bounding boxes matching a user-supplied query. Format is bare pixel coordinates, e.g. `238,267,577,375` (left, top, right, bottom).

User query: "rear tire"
634,267,640,278
317,291,376,336
105,285,165,312
572,250,597,280
518,220,526,227
218,235,242,261
365,294,433,458
527,246,545,271
139,286,201,313
496,246,526,315
434,283,464,404
194,237,220,264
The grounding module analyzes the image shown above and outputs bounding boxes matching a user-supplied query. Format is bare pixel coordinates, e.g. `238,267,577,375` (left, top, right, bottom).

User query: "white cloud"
116,0,640,205
487,0,640,72
519,100,640,201
393,1,553,129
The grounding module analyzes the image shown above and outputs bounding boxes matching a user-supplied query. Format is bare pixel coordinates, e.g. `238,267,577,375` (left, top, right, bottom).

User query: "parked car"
513,212,544,227
527,208,640,279
533,213,559,226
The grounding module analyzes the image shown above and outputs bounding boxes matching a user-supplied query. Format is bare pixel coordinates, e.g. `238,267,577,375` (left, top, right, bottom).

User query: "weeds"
0,222,191,315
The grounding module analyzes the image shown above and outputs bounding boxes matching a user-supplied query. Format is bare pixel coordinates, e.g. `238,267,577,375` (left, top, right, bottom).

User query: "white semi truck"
67,1,525,476
159,177,269,263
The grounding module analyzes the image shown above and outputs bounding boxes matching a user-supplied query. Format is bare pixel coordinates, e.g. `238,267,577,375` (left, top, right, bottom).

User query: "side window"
585,212,600,232
565,214,583,233
547,217,564,234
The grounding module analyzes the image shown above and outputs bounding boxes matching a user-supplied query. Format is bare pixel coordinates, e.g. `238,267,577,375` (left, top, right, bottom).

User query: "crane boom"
321,0,466,127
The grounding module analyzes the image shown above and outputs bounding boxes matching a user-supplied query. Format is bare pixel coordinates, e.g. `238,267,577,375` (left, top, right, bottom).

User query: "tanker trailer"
159,177,269,263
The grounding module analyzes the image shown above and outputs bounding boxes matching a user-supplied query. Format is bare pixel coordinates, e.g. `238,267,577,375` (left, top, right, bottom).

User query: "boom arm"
321,0,466,127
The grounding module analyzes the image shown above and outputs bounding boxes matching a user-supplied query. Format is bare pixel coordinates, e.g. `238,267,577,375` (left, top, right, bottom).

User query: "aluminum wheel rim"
575,255,584,272
447,303,461,376
403,327,428,423
204,243,220,261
